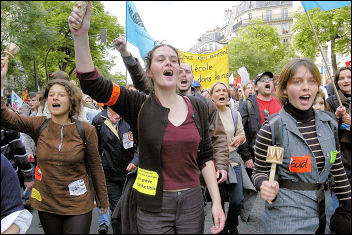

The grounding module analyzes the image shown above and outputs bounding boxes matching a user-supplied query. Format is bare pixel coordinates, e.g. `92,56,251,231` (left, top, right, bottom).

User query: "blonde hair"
210,82,232,99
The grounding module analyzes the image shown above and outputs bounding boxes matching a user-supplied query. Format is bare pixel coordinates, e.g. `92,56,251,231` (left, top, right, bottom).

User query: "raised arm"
68,1,94,73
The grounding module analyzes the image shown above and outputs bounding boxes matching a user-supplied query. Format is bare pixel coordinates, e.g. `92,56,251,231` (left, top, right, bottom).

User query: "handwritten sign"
133,167,159,196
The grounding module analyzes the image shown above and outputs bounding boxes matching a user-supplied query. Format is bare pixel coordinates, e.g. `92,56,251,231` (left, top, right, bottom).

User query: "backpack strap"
75,120,86,145
231,108,238,133
36,118,50,144
267,113,282,147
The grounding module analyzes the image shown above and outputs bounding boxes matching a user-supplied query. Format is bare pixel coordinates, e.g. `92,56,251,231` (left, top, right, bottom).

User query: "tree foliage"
1,1,125,95
228,19,297,80
292,6,351,72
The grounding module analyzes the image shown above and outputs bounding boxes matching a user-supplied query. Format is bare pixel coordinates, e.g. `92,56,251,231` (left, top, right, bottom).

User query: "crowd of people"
1,2,351,234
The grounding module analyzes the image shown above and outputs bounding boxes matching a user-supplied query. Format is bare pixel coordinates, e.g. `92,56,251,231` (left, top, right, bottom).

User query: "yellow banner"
178,46,229,89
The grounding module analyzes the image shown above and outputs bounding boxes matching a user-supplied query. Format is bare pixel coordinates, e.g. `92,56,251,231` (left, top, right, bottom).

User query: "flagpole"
304,9,342,106
125,1,128,85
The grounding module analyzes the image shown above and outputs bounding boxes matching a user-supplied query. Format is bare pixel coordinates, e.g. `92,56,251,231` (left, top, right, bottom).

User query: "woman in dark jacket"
326,66,351,184
69,2,225,234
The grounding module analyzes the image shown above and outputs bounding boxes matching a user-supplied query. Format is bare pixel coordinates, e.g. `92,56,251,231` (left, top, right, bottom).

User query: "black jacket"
237,95,262,161
92,109,138,182
78,69,213,212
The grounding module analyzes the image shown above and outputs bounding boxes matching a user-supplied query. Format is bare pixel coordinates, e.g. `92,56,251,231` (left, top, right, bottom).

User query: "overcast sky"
101,1,238,75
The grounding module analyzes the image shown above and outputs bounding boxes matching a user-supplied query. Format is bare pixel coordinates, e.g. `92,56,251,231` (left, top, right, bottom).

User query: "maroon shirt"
160,96,201,190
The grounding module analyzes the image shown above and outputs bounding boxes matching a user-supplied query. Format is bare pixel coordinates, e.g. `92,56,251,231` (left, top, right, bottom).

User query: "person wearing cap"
191,80,202,94
236,71,282,221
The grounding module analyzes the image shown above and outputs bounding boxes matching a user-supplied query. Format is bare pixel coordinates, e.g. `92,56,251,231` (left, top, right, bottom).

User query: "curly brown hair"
38,79,82,120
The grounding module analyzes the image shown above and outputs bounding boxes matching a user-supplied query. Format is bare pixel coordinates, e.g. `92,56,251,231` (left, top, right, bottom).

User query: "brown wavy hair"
210,81,232,99
38,79,82,120
276,58,321,105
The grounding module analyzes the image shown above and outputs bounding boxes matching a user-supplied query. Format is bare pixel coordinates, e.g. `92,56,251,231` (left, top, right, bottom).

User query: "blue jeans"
220,165,244,230
98,180,124,233
98,208,110,226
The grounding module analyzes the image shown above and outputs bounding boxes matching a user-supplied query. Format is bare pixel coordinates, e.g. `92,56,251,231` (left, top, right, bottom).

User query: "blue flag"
126,1,156,58
301,1,351,12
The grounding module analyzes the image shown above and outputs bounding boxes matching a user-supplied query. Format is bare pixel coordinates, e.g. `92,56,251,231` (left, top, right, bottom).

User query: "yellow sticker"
31,188,42,202
133,167,159,196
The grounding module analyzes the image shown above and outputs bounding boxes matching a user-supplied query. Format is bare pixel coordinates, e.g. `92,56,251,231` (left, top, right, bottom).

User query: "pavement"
26,193,265,234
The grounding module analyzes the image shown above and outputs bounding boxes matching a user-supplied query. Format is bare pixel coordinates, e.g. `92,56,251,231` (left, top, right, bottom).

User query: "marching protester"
326,66,351,184
114,36,229,184
1,57,109,234
1,154,33,234
210,82,256,234
237,71,282,221
313,88,330,111
252,58,351,233
69,2,225,233
243,82,255,100
92,106,139,234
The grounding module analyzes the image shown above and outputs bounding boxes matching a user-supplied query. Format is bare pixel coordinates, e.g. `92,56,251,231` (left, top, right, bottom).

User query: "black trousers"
38,210,92,234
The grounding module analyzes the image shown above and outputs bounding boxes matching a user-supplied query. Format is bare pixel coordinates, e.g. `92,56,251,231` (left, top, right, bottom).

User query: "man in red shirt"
237,71,282,221
254,72,282,125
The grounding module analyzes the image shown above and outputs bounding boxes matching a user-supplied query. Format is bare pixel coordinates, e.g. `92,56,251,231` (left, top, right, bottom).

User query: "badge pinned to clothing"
31,188,42,201
330,151,338,163
68,179,87,196
133,167,159,196
123,131,134,149
289,155,311,173
35,166,42,181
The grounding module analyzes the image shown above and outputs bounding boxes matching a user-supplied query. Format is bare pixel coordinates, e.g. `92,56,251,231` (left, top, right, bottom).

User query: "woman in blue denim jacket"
252,58,351,233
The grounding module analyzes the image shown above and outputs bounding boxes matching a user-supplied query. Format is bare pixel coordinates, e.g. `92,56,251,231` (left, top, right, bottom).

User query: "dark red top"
160,96,201,190
256,96,282,125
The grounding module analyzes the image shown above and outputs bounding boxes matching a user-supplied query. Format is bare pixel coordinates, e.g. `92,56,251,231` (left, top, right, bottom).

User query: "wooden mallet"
2,42,20,65
265,145,284,204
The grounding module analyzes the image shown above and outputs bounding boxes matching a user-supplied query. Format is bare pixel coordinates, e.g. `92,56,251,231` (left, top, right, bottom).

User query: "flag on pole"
233,74,242,87
126,1,156,59
11,91,23,111
346,61,351,66
237,67,250,85
22,90,27,102
301,1,351,12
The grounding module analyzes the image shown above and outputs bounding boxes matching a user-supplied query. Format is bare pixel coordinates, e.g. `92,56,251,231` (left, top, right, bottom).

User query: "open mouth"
163,70,173,76
219,97,225,101
52,103,61,108
299,95,310,105
265,84,271,89
180,79,187,85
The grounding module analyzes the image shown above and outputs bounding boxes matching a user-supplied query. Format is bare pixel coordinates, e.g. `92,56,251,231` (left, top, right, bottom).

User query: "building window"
248,13,252,20
209,44,213,51
282,23,289,34
266,10,272,21
282,8,288,19
283,38,289,44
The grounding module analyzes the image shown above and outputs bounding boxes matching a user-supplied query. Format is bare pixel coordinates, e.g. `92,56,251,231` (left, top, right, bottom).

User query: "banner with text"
179,46,229,89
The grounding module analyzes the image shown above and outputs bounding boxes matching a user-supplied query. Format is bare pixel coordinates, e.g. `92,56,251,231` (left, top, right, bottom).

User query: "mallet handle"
267,163,276,204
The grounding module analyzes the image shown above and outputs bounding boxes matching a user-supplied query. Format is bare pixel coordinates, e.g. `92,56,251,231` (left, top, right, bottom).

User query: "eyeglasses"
258,77,273,83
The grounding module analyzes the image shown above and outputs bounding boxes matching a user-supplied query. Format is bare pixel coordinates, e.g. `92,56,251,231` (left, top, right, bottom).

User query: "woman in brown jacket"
1,57,108,234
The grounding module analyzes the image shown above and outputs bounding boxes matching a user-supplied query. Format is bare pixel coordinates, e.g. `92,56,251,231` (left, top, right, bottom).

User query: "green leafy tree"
1,1,124,95
292,6,351,73
228,19,297,80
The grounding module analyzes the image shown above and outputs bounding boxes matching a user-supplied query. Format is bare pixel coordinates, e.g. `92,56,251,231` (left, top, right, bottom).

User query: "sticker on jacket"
31,188,42,201
289,155,311,173
35,166,42,181
133,167,159,196
330,151,338,163
122,131,134,149
68,179,87,196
